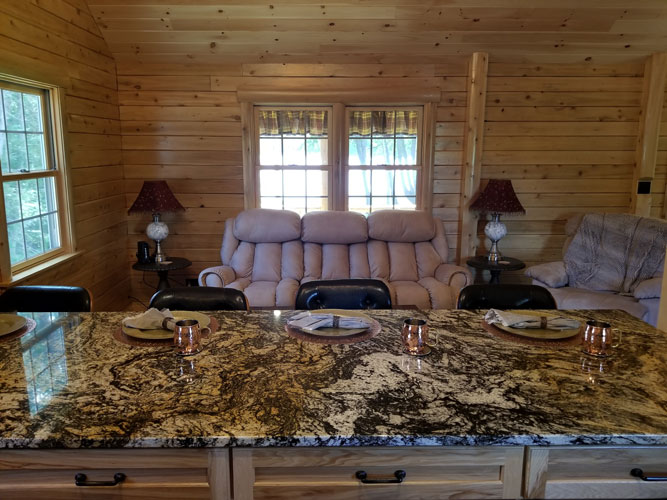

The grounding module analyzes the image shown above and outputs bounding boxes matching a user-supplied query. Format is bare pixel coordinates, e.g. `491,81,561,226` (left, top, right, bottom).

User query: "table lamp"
470,179,525,262
128,181,185,263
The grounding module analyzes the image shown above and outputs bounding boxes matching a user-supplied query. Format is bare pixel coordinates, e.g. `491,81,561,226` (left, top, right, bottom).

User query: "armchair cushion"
233,208,300,243
633,277,662,300
524,261,569,288
199,265,236,287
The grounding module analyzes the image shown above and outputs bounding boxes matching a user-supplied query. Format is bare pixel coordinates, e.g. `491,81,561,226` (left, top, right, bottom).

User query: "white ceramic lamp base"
146,215,169,263
484,213,507,262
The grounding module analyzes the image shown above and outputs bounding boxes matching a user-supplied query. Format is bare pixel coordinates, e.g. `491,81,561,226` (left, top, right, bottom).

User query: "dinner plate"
290,309,373,338
0,314,27,337
490,310,581,340
122,311,211,340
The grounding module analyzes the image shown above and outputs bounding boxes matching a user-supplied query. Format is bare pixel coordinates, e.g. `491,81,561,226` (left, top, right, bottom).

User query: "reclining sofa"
199,209,471,309
525,213,666,326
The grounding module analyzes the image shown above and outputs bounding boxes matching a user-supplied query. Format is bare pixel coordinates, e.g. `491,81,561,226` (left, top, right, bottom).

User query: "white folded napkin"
123,308,174,330
484,309,580,331
288,311,371,333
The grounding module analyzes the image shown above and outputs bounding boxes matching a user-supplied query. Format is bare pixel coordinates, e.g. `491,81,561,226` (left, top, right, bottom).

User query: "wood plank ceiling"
85,1,667,65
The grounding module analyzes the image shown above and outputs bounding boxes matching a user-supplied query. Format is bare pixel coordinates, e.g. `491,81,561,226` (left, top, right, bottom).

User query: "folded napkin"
123,308,174,330
484,309,580,331
288,311,372,333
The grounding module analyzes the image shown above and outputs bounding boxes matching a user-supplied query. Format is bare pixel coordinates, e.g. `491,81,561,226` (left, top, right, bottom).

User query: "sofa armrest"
198,265,236,288
634,277,662,299
435,263,472,291
524,261,568,288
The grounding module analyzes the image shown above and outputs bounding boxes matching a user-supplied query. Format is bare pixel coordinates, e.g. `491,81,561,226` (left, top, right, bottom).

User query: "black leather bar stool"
295,279,392,310
149,287,249,311
0,285,92,312
457,284,557,310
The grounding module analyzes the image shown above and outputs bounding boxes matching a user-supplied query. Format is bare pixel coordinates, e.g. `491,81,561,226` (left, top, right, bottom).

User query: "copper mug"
174,319,203,356
401,318,431,356
581,320,621,357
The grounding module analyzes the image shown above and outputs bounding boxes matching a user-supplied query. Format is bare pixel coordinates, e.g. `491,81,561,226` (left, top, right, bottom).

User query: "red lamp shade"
128,181,185,214
470,179,525,215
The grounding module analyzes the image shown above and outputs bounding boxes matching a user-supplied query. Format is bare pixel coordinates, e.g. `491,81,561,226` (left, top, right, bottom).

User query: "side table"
132,257,192,292
466,256,525,284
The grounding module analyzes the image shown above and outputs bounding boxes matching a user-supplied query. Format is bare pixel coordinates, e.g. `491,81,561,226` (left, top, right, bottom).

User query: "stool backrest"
295,279,392,310
149,287,249,311
457,284,557,310
0,286,91,312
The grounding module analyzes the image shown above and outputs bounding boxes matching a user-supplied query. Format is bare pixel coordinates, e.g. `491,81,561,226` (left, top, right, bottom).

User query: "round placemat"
113,317,218,347
0,318,37,343
285,318,381,345
482,320,583,348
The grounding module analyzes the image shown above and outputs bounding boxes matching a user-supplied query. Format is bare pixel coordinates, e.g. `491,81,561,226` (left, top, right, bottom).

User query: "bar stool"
149,287,249,311
0,285,91,312
457,284,557,310
295,279,392,310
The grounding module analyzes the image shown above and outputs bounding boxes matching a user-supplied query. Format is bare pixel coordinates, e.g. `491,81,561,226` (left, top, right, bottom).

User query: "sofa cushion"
633,277,662,299
302,211,367,244
525,261,569,288
548,286,648,321
390,281,432,309
368,210,435,242
234,208,301,243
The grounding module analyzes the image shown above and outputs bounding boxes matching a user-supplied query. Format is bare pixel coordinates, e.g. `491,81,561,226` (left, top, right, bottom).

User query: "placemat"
113,317,219,347
285,318,381,345
482,320,583,348
0,318,37,343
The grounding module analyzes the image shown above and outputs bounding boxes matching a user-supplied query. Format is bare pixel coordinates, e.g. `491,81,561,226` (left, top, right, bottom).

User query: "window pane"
26,134,46,171
19,179,40,218
395,138,417,165
7,132,28,172
42,213,60,251
3,181,20,222
395,196,416,210
372,170,394,197
0,133,8,173
3,90,25,131
22,94,43,132
306,138,327,166
7,222,25,265
372,111,394,137
0,93,4,129
259,138,282,166
372,138,394,166
283,169,306,196
260,197,283,210
371,196,393,212
348,196,370,215
395,170,417,197
24,216,44,259
348,169,370,197
348,138,370,166
283,197,306,216
259,170,283,197
306,170,327,197
307,197,328,211
283,138,305,166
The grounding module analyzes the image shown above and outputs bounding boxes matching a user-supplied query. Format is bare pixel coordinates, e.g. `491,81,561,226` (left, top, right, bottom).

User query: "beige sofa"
525,213,666,326
198,209,471,309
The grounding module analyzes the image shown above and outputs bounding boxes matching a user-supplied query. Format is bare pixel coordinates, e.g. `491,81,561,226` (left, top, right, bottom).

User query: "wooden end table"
132,257,192,292
466,255,525,284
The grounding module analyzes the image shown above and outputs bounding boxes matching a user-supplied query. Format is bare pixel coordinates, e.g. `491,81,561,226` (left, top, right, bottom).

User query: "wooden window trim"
0,76,75,283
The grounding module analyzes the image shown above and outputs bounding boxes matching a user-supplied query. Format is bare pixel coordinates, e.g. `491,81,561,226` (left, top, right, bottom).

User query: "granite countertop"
0,309,665,449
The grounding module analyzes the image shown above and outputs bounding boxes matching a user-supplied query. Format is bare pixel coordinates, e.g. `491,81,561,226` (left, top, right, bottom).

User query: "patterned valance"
258,110,328,136
349,110,419,137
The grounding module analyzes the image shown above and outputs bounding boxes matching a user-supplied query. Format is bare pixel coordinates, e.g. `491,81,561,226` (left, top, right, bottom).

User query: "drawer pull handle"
631,468,667,481
355,470,406,484
74,472,126,487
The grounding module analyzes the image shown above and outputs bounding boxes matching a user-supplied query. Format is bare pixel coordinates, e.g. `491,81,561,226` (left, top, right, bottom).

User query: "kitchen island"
0,309,665,499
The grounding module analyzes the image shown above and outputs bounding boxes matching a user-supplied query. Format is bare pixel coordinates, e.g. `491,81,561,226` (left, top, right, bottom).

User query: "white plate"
0,314,27,337
122,311,211,340
490,310,580,340
290,309,372,337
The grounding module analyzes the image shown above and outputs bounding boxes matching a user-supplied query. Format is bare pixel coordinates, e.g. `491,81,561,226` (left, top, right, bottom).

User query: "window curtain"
258,110,328,136
349,110,419,136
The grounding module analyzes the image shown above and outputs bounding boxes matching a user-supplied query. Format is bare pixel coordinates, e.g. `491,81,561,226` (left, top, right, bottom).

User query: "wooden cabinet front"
232,446,524,500
0,449,229,500
524,446,667,499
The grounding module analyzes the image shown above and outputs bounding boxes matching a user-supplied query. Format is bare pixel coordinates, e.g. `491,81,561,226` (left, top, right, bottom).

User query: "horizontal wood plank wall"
657,85,667,219
479,62,645,283
117,60,468,306
0,0,127,310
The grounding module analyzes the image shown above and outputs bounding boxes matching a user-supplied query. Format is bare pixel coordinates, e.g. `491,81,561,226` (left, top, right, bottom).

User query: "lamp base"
153,240,167,263
146,214,169,263
484,213,507,263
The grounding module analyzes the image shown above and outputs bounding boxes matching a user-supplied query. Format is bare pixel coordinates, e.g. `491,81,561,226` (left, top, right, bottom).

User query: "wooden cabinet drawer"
524,446,667,499
232,446,524,500
0,449,227,500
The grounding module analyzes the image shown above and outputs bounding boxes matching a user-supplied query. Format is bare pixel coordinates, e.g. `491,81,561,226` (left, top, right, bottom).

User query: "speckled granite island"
1,309,666,499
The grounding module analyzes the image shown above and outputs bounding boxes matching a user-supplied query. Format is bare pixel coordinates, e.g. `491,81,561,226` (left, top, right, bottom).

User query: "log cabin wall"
118,60,469,305
0,0,127,310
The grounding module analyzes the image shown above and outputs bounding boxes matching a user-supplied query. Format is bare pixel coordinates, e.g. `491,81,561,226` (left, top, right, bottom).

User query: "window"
0,78,72,281
251,103,432,215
